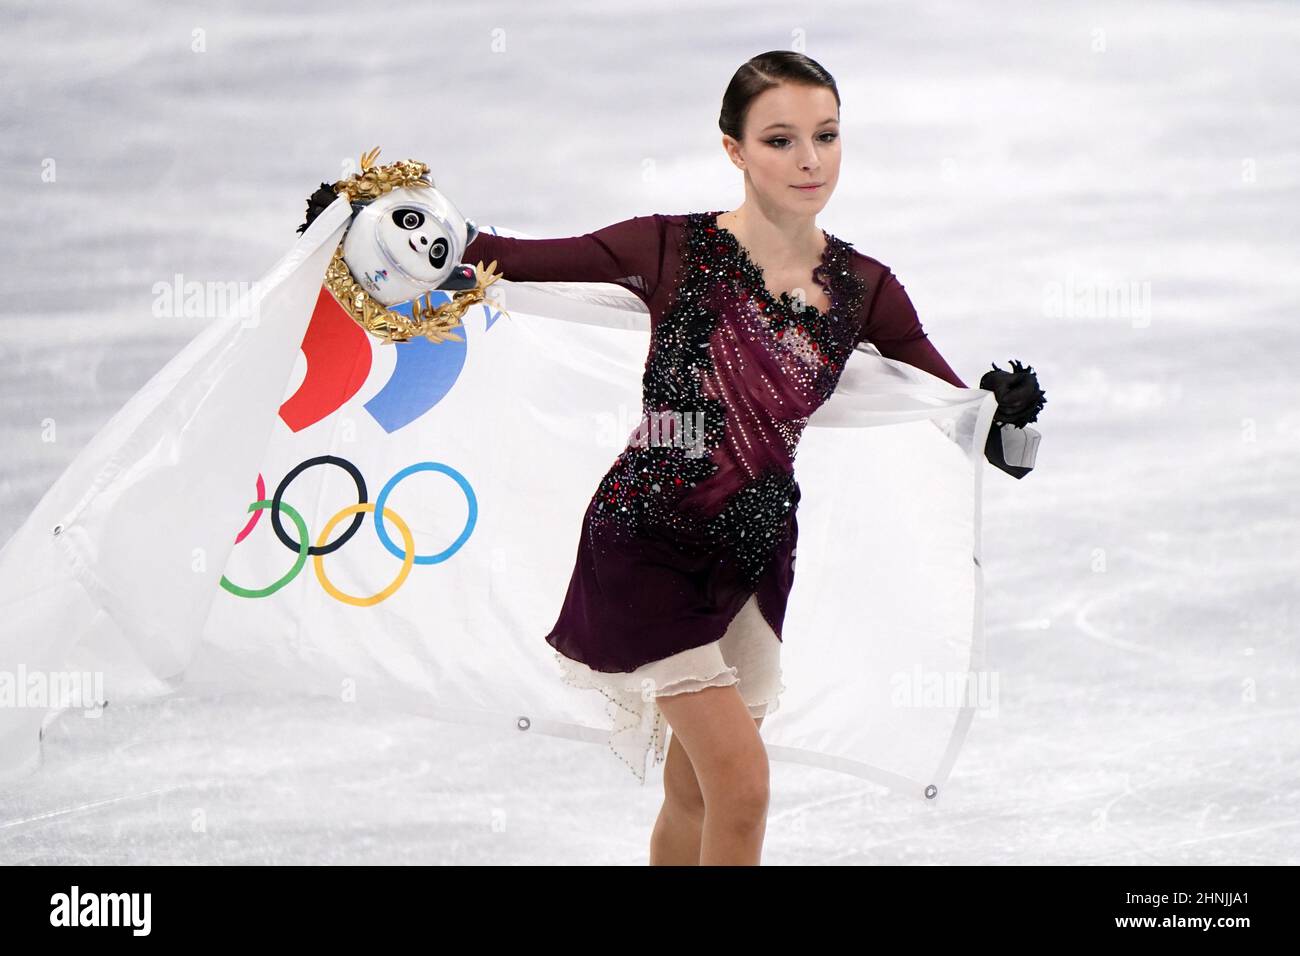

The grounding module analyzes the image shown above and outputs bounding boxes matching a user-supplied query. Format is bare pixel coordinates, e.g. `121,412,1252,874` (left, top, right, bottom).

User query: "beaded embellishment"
708,209,868,392
588,210,869,588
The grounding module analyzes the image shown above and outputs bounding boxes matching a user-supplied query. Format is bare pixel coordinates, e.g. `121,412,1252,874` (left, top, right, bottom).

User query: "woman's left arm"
856,269,967,389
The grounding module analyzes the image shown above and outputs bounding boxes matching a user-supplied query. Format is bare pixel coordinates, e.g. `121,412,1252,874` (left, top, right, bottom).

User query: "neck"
717,202,825,264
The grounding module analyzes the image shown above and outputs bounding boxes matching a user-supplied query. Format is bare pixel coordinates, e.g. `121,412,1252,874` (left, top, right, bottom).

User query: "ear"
436,264,478,291
465,219,479,247
350,200,368,218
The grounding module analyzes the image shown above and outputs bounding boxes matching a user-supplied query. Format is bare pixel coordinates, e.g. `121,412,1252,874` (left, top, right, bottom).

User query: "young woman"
464,51,1007,866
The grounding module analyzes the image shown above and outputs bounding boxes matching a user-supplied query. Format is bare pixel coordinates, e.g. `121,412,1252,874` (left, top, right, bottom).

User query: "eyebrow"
760,119,839,131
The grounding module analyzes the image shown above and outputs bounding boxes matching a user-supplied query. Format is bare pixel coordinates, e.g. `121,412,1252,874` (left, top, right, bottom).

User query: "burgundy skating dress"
466,211,966,781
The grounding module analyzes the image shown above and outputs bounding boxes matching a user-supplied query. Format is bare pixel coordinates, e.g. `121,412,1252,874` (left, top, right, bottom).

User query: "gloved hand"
297,182,341,235
980,359,1045,479
979,359,1046,427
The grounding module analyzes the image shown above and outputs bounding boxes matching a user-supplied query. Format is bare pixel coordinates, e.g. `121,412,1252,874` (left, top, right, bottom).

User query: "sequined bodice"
462,206,968,595
589,211,868,585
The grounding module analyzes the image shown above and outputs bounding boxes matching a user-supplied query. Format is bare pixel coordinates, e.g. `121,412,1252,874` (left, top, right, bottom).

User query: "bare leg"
650,711,765,865
650,684,769,866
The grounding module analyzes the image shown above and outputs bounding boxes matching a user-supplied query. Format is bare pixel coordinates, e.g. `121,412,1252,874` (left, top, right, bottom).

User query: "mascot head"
340,178,480,306
298,148,499,344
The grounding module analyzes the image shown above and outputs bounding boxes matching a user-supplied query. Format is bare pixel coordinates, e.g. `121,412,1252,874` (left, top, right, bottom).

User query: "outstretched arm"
465,214,666,305
857,270,967,389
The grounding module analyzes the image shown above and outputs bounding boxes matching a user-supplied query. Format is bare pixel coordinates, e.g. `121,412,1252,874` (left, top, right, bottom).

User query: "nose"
419,236,428,246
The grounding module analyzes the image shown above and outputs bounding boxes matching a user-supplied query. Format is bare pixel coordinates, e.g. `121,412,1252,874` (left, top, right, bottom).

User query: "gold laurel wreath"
321,146,508,345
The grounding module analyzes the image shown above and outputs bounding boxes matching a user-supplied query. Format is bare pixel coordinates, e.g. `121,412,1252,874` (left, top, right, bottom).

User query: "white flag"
0,198,998,802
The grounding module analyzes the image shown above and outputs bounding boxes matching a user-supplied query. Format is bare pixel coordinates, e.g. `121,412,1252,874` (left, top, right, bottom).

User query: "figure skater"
456,51,1044,865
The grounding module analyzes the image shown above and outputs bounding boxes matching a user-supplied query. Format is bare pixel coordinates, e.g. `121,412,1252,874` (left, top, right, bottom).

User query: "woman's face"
723,82,841,215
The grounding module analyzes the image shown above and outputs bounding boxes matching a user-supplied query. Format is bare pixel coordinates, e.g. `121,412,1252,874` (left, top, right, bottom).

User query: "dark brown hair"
718,51,840,141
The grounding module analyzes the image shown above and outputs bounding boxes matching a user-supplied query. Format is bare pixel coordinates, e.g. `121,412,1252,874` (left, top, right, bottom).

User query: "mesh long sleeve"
464,214,667,305
857,270,967,389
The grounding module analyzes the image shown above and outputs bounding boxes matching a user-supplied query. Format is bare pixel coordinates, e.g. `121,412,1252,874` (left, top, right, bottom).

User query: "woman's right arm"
464,214,666,305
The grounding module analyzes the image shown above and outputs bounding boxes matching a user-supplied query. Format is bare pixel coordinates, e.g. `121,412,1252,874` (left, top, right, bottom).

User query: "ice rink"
1,0,1297,864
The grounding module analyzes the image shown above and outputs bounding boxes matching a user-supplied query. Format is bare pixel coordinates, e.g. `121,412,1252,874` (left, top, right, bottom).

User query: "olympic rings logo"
220,455,477,606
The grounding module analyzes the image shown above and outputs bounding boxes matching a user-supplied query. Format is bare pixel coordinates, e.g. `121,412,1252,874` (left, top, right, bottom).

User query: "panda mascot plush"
296,146,501,345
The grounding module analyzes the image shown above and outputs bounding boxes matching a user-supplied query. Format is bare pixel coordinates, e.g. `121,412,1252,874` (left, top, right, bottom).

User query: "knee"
705,759,769,825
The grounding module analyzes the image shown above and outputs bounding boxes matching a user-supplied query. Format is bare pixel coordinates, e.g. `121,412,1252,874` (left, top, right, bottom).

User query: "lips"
794,183,823,189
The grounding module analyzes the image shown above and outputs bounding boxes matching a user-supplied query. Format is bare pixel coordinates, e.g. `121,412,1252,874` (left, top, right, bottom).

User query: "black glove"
979,359,1046,427
980,359,1045,479
297,182,341,235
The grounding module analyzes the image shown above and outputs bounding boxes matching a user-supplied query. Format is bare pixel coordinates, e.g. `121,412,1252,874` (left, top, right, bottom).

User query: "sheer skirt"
553,591,786,783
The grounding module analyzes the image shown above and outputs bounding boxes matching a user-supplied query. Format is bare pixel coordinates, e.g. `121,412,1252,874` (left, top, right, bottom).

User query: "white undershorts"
553,591,786,783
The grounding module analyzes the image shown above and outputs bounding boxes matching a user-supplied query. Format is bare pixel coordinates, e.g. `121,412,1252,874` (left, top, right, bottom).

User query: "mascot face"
378,197,452,280
341,182,478,307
